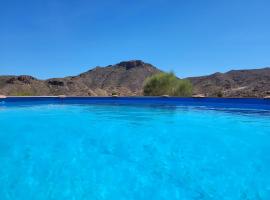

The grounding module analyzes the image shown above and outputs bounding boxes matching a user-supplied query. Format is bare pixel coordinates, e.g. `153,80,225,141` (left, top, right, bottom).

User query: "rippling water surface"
0,104,270,200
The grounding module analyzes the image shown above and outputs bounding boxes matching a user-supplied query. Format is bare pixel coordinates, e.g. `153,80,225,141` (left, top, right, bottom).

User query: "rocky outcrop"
6,75,36,84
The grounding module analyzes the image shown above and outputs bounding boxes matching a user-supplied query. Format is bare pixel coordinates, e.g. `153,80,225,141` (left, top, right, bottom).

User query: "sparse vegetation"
143,72,193,96
216,91,223,98
10,91,35,96
111,91,118,96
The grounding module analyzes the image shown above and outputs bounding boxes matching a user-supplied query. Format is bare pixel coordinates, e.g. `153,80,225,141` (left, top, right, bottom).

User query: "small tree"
143,72,193,96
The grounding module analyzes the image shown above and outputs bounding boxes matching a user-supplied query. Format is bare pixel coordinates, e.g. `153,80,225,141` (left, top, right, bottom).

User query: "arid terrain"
1,60,270,97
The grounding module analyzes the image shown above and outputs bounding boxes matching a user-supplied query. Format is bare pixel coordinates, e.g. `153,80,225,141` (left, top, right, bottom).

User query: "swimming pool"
0,97,270,199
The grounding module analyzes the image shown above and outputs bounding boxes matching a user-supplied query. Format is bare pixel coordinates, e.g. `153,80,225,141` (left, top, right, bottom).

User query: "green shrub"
173,79,193,96
143,72,193,96
216,91,223,97
111,91,117,96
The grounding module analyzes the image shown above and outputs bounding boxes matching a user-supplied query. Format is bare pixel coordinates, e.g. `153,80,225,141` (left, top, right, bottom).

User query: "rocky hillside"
1,60,270,97
0,60,161,96
188,68,270,97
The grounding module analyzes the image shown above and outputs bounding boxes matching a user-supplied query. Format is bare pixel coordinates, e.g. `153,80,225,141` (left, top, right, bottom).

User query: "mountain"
0,60,270,97
188,68,270,97
0,60,161,96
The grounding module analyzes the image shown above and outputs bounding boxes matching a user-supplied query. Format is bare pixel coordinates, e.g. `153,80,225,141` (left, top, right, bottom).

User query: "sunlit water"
0,104,270,200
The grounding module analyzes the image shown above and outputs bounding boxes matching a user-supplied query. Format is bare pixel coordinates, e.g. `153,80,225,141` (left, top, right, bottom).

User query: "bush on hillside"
143,72,193,96
216,91,223,97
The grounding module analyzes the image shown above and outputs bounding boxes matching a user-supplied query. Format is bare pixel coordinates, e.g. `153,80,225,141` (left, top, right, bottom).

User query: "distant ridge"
0,61,270,97
188,67,270,97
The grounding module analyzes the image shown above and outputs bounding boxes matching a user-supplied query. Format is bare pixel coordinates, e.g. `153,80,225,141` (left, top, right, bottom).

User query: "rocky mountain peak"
117,60,149,69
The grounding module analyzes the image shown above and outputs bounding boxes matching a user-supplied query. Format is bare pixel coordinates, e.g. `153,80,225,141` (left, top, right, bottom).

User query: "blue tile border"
0,97,270,110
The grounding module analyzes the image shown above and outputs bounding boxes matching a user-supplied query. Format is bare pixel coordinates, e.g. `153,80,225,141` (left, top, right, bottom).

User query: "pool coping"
1,95,270,99
0,96,270,109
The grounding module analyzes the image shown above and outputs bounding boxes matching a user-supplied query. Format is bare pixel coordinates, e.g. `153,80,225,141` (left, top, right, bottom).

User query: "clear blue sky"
0,0,269,79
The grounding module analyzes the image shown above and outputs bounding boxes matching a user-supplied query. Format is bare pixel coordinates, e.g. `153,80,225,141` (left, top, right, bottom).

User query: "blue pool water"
0,98,270,199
